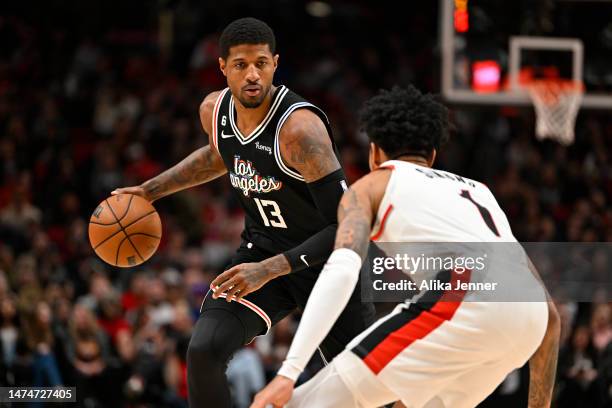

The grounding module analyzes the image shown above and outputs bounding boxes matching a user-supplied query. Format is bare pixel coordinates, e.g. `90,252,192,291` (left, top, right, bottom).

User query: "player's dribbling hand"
211,261,271,302
250,375,295,408
111,186,152,202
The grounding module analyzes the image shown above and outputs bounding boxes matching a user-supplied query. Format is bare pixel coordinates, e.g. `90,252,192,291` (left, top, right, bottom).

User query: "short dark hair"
219,17,276,59
359,85,449,159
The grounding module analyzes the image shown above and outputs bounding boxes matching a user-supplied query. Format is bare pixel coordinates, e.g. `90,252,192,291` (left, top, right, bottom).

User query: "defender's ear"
428,149,437,167
369,143,381,171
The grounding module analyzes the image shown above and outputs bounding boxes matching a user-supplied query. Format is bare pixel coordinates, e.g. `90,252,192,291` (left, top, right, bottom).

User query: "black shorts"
200,240,376,360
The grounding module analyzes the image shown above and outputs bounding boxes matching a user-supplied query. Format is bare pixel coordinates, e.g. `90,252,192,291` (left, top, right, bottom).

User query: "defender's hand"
111,186,151,202
250,375,295,408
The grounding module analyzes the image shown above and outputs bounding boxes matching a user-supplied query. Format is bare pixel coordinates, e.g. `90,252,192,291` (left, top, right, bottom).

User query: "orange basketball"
88,194,162,267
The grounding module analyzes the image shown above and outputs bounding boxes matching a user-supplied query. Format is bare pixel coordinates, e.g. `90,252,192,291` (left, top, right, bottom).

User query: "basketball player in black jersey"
112,18,374,407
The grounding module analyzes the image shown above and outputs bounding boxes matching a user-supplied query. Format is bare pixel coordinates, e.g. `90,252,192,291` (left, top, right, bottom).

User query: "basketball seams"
124,232,162,239
90,220,121,226
93,208,158,250
111,194,134,223
113,235,143,266
90,195,133,225
115,235,130,266
91,225,122,250
104,198,145,263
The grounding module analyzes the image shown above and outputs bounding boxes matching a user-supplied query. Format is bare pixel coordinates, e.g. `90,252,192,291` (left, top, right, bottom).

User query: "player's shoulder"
199,89,227,135
350,167,393,207
278,108,328,146
281,108,326,132
199,89,225,116
353,167,393,191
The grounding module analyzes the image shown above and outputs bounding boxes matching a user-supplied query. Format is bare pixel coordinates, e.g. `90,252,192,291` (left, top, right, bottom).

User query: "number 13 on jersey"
254,198,287,228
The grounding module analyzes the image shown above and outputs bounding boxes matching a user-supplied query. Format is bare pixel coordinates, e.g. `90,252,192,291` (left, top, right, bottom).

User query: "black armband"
283,168,348,273
305,168,348,224
283,224,337,272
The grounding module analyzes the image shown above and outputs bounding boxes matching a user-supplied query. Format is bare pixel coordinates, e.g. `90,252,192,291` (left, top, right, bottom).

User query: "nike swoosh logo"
300,255,309,267
220,131,235,139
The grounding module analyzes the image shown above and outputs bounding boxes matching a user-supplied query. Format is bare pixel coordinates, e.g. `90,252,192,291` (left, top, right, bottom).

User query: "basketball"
88,194,162,267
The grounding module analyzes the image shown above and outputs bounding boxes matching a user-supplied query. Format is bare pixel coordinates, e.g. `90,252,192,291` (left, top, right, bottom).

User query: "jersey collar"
229,85,288,145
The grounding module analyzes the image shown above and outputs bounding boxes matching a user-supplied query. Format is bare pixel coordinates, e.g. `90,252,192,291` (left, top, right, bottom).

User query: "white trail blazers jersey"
369,160,545,302
370,160,516,243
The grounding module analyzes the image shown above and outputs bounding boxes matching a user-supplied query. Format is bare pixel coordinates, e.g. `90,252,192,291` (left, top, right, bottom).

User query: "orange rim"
526,79,584,105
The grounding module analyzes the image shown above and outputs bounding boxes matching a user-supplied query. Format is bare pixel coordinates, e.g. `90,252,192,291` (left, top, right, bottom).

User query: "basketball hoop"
526,79,584,145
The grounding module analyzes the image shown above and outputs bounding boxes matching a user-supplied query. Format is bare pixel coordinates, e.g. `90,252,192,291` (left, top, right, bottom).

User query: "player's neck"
233,85,277,134
393,155,430,167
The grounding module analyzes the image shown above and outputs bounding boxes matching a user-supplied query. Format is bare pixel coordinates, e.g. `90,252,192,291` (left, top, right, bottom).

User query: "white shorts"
290,279,548,408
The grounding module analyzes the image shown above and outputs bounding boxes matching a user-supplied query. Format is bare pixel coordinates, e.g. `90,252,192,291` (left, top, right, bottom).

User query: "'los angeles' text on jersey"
211,85,338,253
230,155,283,197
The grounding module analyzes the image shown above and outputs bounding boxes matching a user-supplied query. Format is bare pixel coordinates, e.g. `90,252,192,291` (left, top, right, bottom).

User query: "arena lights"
306,1,332,18
472,60,501,93
454,0,469,32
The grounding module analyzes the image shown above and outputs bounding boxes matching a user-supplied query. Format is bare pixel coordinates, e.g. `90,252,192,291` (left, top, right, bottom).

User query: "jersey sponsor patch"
229,155,283,197
255,141,273,155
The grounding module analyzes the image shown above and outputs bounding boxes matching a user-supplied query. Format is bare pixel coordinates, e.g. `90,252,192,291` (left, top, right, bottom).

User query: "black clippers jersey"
211,85,338,253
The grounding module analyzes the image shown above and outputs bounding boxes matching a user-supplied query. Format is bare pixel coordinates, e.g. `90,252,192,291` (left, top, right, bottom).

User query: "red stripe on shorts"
363,269,471,374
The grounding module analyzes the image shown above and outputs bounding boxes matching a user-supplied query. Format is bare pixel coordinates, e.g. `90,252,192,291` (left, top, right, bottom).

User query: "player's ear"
273,54,279,71
428,149,437,167
368,143,379,171
218,57,227,77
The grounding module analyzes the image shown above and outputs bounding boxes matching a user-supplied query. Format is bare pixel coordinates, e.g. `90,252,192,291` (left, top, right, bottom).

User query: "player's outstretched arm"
527,260,561,408
112,92,227,202
251,170,390,408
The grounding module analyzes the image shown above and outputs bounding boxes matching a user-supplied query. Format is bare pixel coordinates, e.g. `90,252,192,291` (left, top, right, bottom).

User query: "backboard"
440,0,612,108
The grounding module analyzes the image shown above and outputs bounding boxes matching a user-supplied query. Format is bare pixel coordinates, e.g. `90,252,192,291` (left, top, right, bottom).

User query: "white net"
527,80,584,145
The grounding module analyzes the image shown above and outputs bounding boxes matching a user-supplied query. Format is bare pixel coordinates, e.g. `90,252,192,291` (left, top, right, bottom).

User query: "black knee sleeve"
187,308,246,408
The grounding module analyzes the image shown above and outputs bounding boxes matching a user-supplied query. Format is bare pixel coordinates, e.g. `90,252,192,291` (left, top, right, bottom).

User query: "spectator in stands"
22,301,62,387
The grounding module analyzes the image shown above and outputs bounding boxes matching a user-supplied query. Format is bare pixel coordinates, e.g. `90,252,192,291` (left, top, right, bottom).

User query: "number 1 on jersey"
459,190,500,237
254,198,288,228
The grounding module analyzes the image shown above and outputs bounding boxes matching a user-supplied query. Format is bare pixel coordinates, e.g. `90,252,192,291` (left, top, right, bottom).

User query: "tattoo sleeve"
141,145,227,201
334,188,373,260
280,109,340,183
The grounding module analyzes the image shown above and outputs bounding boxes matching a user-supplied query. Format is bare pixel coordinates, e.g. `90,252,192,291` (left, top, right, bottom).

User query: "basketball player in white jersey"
251,86,561,408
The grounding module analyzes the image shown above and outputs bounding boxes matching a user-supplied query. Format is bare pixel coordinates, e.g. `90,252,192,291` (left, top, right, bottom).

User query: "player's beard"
238,84,270,108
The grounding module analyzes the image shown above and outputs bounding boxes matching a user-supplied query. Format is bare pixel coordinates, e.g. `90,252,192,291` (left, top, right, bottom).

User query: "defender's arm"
112,92,227,202
277,169,390,381
527,260,561,408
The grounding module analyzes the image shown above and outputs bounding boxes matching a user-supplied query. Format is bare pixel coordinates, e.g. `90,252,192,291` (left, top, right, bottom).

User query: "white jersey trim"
228,86,288,145
211,88,230,151
273,102,320,181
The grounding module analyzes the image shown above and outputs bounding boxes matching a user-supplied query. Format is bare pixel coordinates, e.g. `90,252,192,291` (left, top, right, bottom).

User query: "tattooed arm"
264,108,346,275
213,109,346,300
112,91,227,202
279,108,341,182
527,260,561,408
251,169,391,407
278,169,390,378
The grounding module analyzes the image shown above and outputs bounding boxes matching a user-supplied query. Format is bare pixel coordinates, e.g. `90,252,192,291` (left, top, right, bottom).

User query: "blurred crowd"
0,1,611,407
